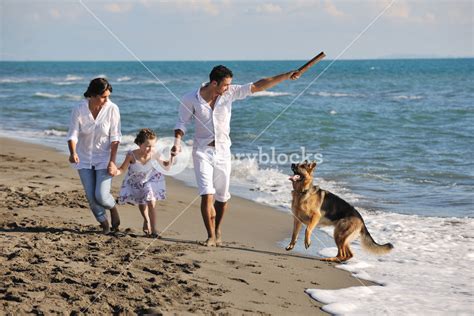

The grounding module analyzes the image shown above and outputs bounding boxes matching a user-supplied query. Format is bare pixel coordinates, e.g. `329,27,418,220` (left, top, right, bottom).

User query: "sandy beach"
0,137,373,314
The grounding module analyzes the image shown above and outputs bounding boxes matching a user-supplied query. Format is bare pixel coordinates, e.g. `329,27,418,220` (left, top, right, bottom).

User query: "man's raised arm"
251,70,300,93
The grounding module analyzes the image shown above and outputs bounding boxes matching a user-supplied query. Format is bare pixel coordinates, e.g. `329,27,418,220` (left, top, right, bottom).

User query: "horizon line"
1,56,473,63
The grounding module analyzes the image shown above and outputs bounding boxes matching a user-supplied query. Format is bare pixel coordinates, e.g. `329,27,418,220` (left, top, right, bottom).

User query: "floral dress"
118,151,166,205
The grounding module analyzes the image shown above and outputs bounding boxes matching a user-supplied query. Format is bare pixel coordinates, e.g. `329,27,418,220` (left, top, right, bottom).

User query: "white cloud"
32,12,40,22
324,0,345,18
137,0,232,16
104,3,134,14
50,8,61,19
173,0,220,16
256,3,283,14
447,6,472,24
419,12,435,23
387,0,410,19
48,6,83,21
139,0,154,8
293,0,320,8
376,0,436,24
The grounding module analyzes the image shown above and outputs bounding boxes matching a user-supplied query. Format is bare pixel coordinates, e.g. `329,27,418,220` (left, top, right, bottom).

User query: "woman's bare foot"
110,207,120,232
100,220,110,234
199,238,216,247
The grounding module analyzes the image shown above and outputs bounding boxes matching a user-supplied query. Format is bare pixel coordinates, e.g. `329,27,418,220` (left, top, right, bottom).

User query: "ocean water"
1,59,473,314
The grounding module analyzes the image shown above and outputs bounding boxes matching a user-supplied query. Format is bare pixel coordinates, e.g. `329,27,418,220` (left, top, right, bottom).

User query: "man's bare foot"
216,233,223,246
199,238,216,247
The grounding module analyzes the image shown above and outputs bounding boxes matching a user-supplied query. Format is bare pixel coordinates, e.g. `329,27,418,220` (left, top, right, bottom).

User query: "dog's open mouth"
289,174,302,182
290,163,304,182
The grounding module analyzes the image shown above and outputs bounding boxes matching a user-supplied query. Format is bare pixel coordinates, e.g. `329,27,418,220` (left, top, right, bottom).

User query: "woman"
67,77,121,233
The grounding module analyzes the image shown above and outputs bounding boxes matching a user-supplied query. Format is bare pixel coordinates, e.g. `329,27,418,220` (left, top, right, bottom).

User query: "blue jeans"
78,168,116,223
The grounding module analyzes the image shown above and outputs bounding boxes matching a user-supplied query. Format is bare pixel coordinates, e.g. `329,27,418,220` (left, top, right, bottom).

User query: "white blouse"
67,99,122,170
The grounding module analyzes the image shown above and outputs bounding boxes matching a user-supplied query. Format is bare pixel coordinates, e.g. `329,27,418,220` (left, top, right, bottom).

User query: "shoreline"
0,136,375,314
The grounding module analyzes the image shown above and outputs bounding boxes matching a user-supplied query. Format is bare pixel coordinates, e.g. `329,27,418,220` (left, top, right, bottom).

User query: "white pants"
193,146,231,202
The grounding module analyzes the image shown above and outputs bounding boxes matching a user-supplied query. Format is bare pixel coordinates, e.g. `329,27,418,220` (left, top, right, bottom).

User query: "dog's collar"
295,189,309,195
294,187,311,195
294,185,319,195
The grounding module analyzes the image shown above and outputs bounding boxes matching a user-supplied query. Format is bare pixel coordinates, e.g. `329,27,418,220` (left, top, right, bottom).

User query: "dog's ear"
309,161,317,172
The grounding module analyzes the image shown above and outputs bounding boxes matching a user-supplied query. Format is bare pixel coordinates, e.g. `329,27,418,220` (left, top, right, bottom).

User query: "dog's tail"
360,223,393,255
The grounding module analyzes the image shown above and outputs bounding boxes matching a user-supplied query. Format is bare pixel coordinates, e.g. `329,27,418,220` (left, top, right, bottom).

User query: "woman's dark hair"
134,128,157,145
84,77,113,98
209,65,233,84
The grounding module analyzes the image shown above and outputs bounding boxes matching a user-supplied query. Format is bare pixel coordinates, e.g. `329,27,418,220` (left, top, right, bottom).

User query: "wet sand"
0,137,373,314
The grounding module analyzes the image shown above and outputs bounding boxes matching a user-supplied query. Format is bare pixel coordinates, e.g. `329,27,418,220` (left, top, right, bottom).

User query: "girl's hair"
84,77,113,98
134,128,157,145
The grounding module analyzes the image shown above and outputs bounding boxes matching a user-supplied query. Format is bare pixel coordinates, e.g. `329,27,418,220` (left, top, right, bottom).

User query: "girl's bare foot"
199,238,216,247
143,220,151,236
150,232,161,239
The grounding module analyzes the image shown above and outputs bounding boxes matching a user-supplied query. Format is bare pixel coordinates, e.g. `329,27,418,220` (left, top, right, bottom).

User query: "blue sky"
1,0,473,61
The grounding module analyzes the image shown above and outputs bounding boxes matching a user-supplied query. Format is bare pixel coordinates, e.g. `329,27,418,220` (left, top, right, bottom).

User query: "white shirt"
175,83,253,154
67,99,122,170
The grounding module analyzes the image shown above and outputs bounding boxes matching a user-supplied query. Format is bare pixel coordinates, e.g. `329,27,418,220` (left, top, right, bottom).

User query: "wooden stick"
297,52,326,75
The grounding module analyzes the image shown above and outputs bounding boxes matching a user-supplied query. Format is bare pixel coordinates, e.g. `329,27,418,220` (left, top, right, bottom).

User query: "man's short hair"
209,65,233,84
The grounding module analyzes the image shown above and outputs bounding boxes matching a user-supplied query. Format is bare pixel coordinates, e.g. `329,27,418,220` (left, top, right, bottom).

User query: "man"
171,65,299,246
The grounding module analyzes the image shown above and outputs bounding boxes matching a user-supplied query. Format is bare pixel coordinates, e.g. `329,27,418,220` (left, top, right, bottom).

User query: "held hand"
170,144,181,157
107,161,117,176
289,70,301,80
69,153,79,164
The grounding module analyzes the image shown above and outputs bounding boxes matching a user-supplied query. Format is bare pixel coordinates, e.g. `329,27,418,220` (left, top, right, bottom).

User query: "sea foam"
301,211,474,315
65,75,83,81
311,91,364,98
33,92,82,101
117,76,132,82
251,91,291,97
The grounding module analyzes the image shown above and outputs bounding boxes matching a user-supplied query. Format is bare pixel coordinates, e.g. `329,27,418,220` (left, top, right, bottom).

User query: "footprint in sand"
252,288,266,296
104,269,121,276
143,267,164,276
228,277,249,285
3,291,23,302
60,291,79,302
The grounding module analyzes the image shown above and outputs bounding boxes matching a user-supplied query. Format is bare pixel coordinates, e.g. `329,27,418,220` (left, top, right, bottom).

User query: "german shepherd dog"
287,161,393,262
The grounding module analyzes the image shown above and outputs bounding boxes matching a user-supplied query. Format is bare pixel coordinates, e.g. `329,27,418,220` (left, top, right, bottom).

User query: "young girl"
115,128,173,238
